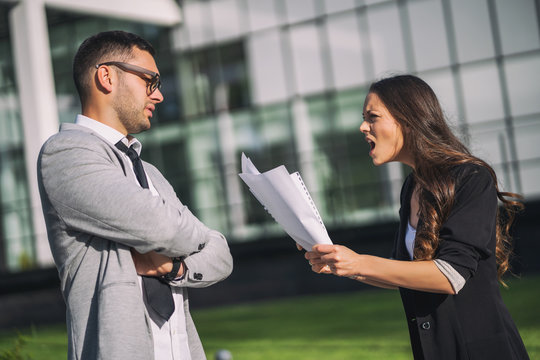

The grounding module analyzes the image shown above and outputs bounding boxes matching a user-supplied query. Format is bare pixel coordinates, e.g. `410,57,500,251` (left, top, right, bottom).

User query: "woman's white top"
405,221,417,259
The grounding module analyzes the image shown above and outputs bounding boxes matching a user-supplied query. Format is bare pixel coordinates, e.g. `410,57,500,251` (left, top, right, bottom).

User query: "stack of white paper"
238,153,333,250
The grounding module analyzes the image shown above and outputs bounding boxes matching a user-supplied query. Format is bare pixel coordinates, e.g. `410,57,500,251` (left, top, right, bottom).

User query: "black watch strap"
162,257,183,282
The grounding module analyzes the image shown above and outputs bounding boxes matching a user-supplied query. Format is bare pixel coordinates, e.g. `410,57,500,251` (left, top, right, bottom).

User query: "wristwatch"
162,257,184,282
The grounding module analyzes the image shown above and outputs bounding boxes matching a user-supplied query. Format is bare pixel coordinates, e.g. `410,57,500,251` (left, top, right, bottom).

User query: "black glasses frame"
95,61,161,95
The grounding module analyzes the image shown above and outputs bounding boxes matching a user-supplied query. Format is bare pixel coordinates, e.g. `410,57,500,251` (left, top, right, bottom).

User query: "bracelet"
162,257,183,282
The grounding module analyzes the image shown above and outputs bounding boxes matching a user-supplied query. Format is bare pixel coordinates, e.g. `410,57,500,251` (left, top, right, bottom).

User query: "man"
37,30,233,360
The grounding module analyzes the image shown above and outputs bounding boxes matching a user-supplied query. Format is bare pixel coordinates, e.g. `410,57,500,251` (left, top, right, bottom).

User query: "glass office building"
0,0,539,273
0,5,35,272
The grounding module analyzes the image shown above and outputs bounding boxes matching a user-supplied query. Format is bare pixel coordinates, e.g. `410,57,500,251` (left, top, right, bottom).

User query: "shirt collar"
75,114,142,155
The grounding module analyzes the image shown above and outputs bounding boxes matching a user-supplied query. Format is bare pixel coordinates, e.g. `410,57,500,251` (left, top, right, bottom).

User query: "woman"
305,75,529,359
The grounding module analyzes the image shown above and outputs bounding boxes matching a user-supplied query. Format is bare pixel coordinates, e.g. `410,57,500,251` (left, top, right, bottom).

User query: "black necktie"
115,140,175,321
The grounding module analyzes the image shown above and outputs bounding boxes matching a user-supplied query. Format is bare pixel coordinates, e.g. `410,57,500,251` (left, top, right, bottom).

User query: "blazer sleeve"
143,163,233,288
434,165,498,282
169,233,233,288
38,130,215,258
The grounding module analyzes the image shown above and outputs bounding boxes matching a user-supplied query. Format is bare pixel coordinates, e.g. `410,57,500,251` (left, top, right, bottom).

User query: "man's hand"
130,249,184,278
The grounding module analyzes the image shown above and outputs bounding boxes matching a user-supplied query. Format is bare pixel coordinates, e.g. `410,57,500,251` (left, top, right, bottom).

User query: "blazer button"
194,273,203,280
198,243,205,251
421,322,431,330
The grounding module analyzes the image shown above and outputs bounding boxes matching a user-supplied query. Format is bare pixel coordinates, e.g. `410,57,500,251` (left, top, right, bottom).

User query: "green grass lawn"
1,274,539,359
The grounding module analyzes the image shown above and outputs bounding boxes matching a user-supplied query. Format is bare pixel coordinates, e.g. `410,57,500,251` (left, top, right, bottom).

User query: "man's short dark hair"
73,30,155,103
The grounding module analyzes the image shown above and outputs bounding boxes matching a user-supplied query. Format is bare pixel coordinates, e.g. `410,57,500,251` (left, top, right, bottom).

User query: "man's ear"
94,65,114,93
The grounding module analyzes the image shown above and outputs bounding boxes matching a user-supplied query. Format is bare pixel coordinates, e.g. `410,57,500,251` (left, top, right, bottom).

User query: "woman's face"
360,92,414,168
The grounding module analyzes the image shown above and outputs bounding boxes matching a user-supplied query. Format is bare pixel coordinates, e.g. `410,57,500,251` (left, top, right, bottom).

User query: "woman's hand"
305,244,364,278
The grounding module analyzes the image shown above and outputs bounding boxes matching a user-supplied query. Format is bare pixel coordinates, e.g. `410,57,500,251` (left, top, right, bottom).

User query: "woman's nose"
359,120,369,133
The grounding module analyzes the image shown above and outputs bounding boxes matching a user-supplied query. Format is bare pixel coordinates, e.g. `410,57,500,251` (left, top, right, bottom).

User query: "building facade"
0,0,539,273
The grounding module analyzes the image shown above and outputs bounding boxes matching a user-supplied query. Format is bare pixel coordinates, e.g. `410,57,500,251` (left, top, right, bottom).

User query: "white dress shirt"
75,115,191,360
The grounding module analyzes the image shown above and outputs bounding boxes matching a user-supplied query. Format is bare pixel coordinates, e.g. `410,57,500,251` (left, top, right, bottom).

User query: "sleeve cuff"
434,259,466,294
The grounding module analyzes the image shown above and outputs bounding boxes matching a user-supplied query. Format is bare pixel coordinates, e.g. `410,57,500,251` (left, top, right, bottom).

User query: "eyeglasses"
95,61,161,95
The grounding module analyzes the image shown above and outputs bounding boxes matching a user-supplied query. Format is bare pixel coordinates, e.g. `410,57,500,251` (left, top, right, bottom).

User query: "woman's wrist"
355,254,380,280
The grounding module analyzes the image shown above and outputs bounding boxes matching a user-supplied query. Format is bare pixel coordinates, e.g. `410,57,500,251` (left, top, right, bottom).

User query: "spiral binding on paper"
293,172,326,230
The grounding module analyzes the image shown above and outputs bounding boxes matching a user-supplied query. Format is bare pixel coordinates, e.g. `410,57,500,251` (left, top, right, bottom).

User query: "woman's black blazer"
393,163,529,360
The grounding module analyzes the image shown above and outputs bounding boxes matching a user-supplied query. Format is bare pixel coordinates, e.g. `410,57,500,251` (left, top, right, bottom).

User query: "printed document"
238,153,333,250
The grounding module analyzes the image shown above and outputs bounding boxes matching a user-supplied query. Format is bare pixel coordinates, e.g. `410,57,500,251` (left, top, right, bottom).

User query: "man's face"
112,47,164,135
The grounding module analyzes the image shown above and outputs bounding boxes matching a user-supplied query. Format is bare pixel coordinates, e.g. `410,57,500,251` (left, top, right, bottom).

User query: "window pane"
326,12,366,89
210,0,243,42
185,117,227,231
246,0,281,32
504,54,540,118
285,0,317,24
177,41,250,117
460,61,504,123
468,125,523,193
515,121,540,198
468,124,507,168
177,53,210,117
48,17,79,124
334,89,366,131
219,42,251,110
323,0,357,14
365,0,392,5
367,2,407,76
495,0,540,55
171,23,190,52
257,105,296,159
515,121,540,162
49,25,72,72
247,30,289,104
0,149,35,271
407,0,450,71
520,163,540,199
289,23,326,95
183,0,214,48
450,0,495,63
419,70,459,127
0,91,22,147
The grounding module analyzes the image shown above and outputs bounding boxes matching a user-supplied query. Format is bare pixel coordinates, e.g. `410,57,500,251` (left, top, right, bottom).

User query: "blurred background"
0,0,539,335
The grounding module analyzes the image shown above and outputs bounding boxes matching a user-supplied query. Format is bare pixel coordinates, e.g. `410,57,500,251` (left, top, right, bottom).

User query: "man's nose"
151,88,164,103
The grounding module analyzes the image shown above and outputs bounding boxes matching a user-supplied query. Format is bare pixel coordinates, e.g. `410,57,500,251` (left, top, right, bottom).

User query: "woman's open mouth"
367,139,376,154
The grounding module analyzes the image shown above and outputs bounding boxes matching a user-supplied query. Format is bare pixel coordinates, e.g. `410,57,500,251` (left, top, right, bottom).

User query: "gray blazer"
37,123,233,360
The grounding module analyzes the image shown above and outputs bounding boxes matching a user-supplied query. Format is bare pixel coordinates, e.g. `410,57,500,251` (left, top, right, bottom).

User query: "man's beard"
113,89,150,135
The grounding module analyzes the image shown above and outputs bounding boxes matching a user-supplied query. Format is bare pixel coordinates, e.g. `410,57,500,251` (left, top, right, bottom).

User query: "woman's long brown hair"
369,75,523,284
